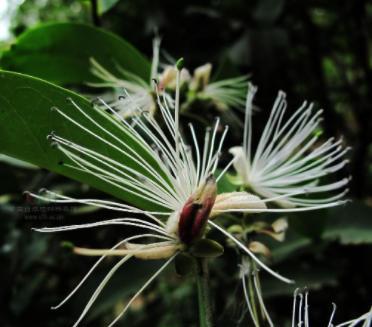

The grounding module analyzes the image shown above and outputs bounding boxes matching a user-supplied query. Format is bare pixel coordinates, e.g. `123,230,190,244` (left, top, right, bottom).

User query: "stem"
196,258,213,327
90,0,101,26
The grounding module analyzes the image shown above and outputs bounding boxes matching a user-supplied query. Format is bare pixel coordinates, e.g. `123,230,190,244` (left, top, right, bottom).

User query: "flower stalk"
196,258,213,327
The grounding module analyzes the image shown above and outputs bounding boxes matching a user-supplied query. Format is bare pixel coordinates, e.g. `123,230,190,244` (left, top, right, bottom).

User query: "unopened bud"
248,241,271,257
158,65,190,90
272,218,288,233
227,224,244,235
178,175,217,244
190,63,212,91
176,57,184,70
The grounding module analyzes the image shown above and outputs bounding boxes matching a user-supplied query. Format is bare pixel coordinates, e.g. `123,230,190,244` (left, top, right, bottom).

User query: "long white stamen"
53,135,178,207
298,292,304,326
209,221,294,283
328,303,337,327
232,85,349,209
27,189,168,225
33,218,172,238
292,289,299,327
216,158,235,183
51,233,167,310
51,105,172,200
336,309,372,327
107,254,177,327
72,254,133,327
57,144,173,209
242,274,259,327
252,271,274,327
243,84,258,163
151,37,161,82
304,290,309,327
175,66,181,158
69,98,174,189
213,200,348,214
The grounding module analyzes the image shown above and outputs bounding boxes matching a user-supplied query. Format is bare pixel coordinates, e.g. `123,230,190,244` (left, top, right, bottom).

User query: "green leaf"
289,209,328,240
0,22,151,85
217,172,237,193
0,70,165,211
270,230,312,264
323,202,372,244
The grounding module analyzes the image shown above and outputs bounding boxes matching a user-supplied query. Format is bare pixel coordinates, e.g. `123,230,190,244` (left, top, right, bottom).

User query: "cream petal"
210,191,267,217
126,242,182,260
272,218,288,233
248,241,271,257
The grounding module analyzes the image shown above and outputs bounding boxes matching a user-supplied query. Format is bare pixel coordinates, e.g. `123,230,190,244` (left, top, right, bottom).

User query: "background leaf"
0,22,151,86
323,202,372,244
98,0,121,15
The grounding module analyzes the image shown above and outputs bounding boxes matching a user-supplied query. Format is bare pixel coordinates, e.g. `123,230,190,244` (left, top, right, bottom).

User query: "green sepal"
190,239,224,258
61,241,74,250
227,224,244,234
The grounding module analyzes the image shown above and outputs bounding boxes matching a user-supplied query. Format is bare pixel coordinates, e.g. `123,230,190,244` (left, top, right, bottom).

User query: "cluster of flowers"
27,51,371,326
89,38,248,119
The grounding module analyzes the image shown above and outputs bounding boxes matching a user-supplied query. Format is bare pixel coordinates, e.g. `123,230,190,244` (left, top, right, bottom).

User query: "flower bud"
178,175,217,244
158,65,190,90
248,241,271,257
190,63,212,91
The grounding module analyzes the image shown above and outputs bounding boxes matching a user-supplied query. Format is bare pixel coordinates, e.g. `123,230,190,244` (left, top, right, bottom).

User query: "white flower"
240,264,372,327
230,83,350,209
27,67,294,326
188,62,249,112
89,37,163,118
203,74,249,111
292,289,371,327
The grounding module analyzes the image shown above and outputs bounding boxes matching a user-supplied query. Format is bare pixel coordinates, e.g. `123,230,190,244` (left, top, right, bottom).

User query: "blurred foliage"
0,0,371,327
1,23,151,84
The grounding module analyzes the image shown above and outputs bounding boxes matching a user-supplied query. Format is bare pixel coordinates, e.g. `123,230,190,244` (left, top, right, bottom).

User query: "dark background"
0,1,371,326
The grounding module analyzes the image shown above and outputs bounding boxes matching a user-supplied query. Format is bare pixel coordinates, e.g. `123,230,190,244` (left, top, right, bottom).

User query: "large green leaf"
0,22,151,85
323,202,372,244
0,70,165,210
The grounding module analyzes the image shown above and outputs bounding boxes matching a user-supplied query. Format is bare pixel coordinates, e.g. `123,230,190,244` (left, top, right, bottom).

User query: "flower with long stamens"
240,270,372,327
240,259,274,327
28,63,299,326
190,63,249,112
229,83,350,209
90,38,249,120
291,289,371,327
89,37,164,118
